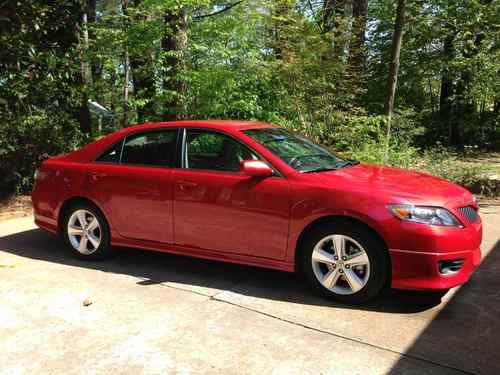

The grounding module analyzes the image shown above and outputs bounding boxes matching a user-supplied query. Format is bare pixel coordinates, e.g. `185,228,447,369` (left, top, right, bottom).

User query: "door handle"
89,172,107,182
177,180,198,191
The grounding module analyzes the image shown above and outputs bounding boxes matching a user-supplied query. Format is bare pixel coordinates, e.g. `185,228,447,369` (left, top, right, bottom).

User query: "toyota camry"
32,121,482,303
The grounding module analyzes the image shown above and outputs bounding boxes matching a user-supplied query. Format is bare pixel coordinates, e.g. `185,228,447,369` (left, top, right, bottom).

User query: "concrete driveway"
1,203,499,375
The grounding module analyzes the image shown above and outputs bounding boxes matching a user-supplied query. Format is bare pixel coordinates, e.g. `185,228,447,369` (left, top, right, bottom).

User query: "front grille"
458,206,478,224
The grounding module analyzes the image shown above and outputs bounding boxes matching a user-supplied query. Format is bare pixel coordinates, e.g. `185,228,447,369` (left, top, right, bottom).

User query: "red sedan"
32,121,482,303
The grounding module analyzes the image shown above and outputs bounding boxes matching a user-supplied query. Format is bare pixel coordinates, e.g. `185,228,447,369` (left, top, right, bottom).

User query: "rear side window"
121,130,178,167
96,141,123,163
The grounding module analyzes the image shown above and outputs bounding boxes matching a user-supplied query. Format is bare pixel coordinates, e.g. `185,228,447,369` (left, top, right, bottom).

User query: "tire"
61,202,114,260
300,221,389,304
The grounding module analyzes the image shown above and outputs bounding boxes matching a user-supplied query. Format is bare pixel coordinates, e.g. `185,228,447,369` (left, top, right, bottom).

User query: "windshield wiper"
302,160,359,173
302,167,338,173
337,160,360,168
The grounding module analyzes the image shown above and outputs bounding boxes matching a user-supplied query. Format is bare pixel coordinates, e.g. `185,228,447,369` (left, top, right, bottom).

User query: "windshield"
244,128,353,173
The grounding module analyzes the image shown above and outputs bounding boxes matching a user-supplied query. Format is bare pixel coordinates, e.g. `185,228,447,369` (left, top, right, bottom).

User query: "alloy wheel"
311,234,371,295
67,209,101,255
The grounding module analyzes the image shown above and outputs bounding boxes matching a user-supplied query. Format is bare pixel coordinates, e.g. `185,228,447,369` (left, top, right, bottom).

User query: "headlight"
387,205,462,227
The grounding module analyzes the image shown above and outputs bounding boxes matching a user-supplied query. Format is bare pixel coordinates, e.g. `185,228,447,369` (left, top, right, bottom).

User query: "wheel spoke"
78,236,88,253
68,225,83,236
86,217,98,231
344,268,364,293
77,211,87,228
312,248,336,265
87,233,100,249
345,251,369,267
332,235,345,257
322,268,341,289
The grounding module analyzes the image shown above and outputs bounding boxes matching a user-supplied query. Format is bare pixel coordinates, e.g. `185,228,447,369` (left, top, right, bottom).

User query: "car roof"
54,120,280,164
120,120,279,134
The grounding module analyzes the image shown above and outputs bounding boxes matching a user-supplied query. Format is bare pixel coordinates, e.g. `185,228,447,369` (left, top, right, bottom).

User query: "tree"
384,0,405,159
122,0,131,126
348,0,368,94
384,0,405,117
79,0,97,133
162,8,189,120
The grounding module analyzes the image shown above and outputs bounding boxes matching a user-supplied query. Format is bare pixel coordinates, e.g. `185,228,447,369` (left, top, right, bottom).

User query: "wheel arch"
294,215,391,276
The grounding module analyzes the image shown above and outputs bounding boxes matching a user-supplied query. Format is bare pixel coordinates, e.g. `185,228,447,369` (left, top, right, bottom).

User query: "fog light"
438,259,464,275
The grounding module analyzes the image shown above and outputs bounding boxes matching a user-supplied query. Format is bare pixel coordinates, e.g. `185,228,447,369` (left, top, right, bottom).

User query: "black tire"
61,202,114,260
300,221,389,304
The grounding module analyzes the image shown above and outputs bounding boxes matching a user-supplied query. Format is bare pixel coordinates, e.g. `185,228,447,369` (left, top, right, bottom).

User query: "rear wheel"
62,203,113,260
301,222,389,304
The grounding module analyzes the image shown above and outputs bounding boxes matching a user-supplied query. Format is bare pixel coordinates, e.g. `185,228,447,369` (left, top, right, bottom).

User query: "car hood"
310,163,472,207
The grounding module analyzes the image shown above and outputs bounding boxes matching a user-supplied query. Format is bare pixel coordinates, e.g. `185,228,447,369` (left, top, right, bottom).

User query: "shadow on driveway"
390,239,500,375
1,228,447,314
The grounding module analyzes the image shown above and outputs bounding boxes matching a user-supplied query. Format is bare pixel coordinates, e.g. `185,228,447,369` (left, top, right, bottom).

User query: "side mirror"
240,160,274,177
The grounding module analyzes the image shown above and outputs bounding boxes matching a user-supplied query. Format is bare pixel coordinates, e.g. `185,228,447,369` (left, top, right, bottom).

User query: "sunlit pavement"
1,204,499,374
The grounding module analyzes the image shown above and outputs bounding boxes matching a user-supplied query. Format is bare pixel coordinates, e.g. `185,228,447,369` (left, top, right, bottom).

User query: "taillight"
34,169,47,181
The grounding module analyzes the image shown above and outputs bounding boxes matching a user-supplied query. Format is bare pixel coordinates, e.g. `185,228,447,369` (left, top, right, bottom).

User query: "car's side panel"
32,160,91,232
173,169,291,260
85,163,174,244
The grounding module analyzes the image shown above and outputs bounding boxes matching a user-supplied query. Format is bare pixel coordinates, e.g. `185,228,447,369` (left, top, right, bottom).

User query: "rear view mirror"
240,160,274,177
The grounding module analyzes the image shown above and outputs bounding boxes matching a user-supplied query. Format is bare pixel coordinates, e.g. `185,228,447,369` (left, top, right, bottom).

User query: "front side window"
185,130,257,172
244,128,350,173
120,129,178,167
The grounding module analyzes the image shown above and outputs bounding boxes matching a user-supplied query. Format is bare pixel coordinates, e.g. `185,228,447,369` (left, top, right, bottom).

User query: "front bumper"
386,206,482,291
390,246,481,290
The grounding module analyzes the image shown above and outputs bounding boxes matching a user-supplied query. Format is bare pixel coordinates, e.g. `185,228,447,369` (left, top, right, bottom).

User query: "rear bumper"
390,246,481,290
34,213,58,235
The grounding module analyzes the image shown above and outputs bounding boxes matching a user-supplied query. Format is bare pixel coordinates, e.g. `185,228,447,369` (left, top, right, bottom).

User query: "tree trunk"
321,0,335,33
129,54,155,122
347,0,368,91
332,0,346,59
79,1,96,134
384,0,405,117
129,0,155,123
439,33,454,144
384,0,405,161
123,48,130,127
122,0,130,127
162,8,188,121
273,0,294,64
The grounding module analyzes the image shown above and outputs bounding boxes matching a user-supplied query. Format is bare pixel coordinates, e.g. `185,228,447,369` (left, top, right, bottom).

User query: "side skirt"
111,237,295,273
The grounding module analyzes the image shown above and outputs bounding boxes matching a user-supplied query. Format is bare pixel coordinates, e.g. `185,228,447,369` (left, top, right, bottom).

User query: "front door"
173,129,290,260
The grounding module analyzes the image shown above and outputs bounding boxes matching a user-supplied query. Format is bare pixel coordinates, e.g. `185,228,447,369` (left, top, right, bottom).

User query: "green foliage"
0,109,86,195
0,0,499,196
0,0,86,195
412,147,499,195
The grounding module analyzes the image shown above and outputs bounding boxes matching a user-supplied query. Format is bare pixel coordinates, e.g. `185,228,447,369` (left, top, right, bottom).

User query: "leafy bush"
0,111,86,196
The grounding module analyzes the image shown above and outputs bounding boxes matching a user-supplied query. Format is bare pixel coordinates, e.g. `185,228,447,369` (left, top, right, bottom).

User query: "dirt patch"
0,195,33,221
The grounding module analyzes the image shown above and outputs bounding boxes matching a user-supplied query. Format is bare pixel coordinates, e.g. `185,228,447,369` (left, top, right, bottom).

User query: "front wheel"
301,222,389,304
62,203,113,260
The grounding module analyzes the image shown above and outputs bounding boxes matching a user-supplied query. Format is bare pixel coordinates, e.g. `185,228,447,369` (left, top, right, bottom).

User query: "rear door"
88,128,179,243
173,129,291,259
